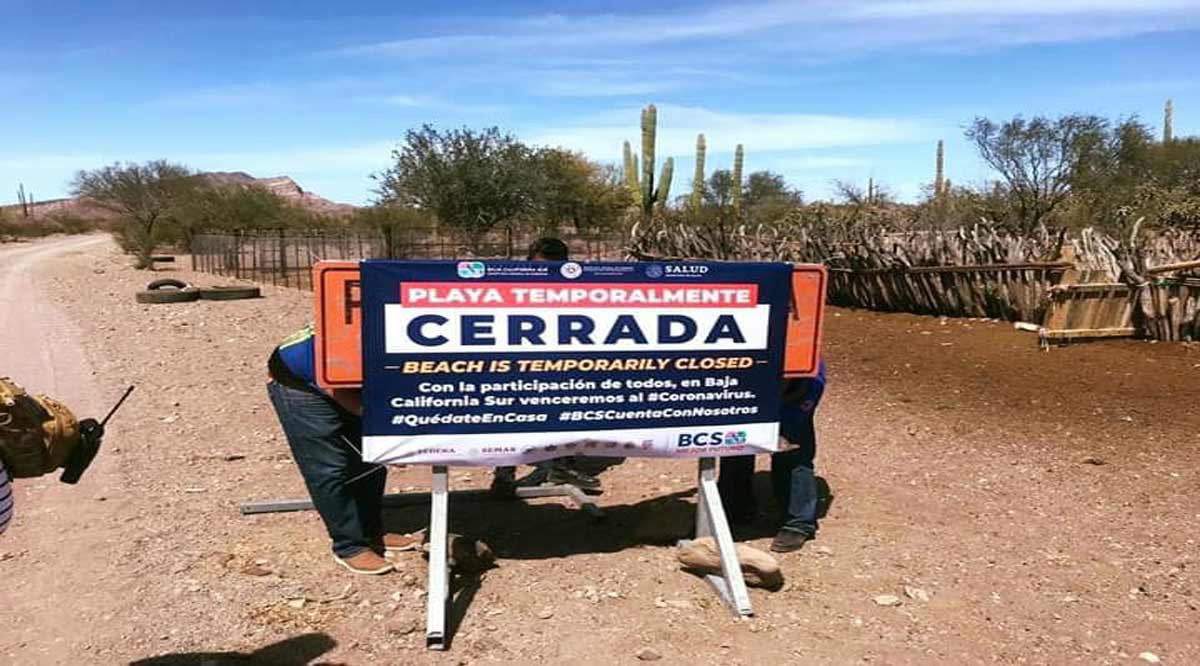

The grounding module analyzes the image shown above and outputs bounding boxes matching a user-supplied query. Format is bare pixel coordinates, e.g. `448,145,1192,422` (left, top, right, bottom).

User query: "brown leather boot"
334,550,393,575
381,532,421,552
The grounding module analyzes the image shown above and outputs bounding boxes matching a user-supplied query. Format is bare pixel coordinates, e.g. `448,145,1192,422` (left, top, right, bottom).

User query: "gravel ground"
2,236,1197,665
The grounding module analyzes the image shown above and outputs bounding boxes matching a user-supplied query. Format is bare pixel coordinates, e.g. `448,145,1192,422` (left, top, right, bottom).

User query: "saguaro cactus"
1164,99,1174,143
657,158,674,211
934,140,945,196
691,133,706,211
731,144,744,214
16,183,30,218
640,105,657,212
623,141,640,206
622,104,672,216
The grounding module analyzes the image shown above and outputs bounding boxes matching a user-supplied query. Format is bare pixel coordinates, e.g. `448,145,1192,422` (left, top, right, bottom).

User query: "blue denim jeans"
718,380,823,536
267,381,385,558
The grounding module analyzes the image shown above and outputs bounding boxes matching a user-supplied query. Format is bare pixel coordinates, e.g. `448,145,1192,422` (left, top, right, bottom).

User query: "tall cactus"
623,141,640,206
16,182,30,218
640,105,657,212
934,139,945,196
1164,99,1174,143
691,133,707,211
731,144,744,214
621,104,672,216
657,158,674,211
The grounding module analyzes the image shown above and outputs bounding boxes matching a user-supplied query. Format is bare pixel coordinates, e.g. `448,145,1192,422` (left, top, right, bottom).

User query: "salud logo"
560,261,583,279
457,261,485,279
644,264,664,278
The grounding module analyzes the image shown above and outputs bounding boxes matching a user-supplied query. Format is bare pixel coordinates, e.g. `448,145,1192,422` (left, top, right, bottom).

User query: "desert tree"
173,184,318,244
743,170,802,220
532,148,627,235
71,160,197,268
374,125,537,248
965,114,1112,232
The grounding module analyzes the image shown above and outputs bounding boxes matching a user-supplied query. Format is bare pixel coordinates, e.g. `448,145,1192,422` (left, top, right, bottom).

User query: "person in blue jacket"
267,325,414,575
718,359,827,553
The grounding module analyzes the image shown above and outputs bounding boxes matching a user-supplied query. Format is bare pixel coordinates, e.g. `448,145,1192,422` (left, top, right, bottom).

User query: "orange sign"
314,261,363,390
783,265,826,378
313,261,826,387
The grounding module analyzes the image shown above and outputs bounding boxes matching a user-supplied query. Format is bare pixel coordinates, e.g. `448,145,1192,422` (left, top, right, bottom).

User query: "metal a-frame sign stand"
241,461,751,650
421,456,752,650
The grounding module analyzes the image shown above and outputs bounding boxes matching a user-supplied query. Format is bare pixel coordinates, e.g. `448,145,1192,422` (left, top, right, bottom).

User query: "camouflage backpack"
0,377,80,478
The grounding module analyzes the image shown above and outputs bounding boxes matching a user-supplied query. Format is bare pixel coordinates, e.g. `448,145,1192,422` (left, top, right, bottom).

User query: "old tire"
198,285,261,301
146,278,189,291
135,288,201,304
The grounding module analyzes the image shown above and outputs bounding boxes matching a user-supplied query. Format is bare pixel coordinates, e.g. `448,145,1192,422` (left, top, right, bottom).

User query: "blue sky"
2,0,1198,206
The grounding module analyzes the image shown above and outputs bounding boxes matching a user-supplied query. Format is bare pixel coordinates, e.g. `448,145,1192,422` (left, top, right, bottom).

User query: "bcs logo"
457,261,485,278
677,430,747,447
644,264,664,278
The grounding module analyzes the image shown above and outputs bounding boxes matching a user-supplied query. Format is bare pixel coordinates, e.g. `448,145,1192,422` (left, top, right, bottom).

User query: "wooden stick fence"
190,220,1199,341
628,216,1200,341
827,262,1072,322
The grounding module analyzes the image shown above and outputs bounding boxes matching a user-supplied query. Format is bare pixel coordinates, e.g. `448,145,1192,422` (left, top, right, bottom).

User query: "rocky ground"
2,236,1197,665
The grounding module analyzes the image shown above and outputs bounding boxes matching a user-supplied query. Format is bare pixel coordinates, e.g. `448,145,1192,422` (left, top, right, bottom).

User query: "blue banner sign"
360,259,791,466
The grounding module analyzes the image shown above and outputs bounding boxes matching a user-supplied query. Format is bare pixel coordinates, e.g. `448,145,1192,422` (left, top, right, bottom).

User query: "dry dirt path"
0,235,133,664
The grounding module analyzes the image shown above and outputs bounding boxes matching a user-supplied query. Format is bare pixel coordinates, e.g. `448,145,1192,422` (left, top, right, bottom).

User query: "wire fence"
190,229,626,290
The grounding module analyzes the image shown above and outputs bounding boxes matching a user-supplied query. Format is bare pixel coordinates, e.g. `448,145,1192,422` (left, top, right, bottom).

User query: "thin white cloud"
759,155,872,171
150,83,291,110
328,0,1200,59
846,0,1198,19
385,94,437,107
526,104,925,160
533,79,678,98
526,64,781,98
378,94,507,115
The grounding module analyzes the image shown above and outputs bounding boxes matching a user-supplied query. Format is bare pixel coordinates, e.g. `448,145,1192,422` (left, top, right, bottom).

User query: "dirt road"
2,236,1198,665
0,235,132,664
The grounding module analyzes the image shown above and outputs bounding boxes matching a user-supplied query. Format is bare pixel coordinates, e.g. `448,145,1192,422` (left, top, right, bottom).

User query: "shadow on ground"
377,472,835,559
333,469,835,648
129,632,340,666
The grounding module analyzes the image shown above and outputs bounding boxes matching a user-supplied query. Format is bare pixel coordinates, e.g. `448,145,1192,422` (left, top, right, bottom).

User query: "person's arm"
330,389,363,416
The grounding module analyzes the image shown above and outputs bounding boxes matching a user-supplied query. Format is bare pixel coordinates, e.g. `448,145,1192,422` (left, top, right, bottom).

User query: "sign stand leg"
426,465,450,650
693,457,753,618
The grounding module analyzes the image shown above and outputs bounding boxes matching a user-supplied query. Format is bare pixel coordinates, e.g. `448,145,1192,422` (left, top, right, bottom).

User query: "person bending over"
267,326,415,575
718,360,827,552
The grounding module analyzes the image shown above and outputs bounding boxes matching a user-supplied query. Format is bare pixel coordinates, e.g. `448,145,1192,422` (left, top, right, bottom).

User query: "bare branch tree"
965,114,1109,232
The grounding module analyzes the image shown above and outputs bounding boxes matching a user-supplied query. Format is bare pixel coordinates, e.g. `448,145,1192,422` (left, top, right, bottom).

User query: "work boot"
770,528,811,553
546,465,602,493
381,532,421,553
334,550,393,575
